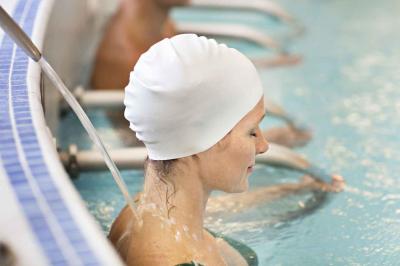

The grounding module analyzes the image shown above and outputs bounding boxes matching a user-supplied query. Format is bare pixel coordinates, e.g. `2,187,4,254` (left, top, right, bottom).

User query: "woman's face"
197,98,269,193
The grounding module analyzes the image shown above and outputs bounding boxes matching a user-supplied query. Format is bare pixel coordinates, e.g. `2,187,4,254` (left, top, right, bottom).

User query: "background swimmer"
91,0,188,90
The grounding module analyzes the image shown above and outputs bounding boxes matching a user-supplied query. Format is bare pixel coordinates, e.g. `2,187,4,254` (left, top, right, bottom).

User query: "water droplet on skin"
137,219,143,228
165,218,176,227
158,216,167,224
183,225,189,232
175,230,181,241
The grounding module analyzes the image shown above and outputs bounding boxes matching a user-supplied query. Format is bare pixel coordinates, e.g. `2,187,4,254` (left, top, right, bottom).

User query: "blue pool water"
59,0,400,265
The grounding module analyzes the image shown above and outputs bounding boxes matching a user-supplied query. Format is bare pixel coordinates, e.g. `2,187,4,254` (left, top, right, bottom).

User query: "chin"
228,178,249,193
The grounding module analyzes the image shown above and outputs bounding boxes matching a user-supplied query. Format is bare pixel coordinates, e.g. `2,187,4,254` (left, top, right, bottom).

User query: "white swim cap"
124,34,263,160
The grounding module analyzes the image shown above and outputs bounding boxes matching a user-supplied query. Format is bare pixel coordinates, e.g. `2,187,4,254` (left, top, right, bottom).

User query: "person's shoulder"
128,227,195,265
109,206,194,265
108,205,132,244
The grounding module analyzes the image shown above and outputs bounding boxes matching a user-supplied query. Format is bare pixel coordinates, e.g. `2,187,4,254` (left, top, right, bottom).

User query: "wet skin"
91,0,187,90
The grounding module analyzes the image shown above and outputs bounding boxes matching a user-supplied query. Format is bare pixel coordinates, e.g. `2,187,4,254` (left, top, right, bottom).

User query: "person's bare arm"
207,175,345,214
263,125,312,148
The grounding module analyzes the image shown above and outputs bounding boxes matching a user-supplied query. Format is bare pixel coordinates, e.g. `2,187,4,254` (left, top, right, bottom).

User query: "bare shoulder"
108,205,131,245
109,206,195,265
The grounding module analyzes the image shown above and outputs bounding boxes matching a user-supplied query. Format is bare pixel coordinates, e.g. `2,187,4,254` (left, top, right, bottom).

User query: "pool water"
59,0,400,265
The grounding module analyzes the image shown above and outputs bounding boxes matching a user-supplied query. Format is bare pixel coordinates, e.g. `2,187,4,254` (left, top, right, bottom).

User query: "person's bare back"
90,0,183,90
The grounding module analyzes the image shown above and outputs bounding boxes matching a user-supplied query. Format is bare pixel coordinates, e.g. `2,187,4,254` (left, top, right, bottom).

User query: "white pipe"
251,53,302,68
186,0,305,39
265,99,293,125
256,143,309,170
189,0,294,23
68,88,303,127
175,22,302,68
176,22,281,51
73,86,124,108
60,146,147,172
61,144,306,171
60,144,333,183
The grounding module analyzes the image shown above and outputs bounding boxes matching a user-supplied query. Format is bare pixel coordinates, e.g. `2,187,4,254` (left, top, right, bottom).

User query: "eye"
250,130,257,137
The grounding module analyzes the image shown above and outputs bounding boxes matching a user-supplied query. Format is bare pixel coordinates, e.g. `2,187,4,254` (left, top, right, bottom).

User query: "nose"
256,130,269,155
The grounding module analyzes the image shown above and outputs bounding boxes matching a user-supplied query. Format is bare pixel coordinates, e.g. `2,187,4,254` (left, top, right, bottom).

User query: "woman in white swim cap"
109,34,343,265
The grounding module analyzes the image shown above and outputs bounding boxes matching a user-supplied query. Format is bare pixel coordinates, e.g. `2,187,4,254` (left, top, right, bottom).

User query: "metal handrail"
186,0,305,38
60,143,333,184
0,5,41,60
63,87,306,130
190,0,292,23
177,22,281,51
176,22,302,67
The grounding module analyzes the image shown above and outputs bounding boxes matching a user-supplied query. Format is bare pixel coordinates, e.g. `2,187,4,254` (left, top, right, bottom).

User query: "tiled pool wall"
0,0,122,265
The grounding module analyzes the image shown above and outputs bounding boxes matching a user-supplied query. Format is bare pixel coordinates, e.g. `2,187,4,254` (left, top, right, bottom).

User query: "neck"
141,161,210,239
118,0,171,45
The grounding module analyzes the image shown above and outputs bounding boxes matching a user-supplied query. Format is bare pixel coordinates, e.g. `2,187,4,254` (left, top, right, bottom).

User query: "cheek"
199,153,228,190
226,142,255,180
202,139,255,192
203,154,241,191
234,141,255,166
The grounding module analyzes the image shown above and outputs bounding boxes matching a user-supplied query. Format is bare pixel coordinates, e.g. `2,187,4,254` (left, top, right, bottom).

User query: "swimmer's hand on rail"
301,174,345,193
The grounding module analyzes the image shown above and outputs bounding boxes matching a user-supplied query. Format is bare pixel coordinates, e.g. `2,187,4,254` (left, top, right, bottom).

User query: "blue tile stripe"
0,0,100,265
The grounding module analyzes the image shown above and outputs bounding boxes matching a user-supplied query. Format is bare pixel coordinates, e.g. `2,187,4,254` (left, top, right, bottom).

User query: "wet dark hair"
144,157,177,217
150,158,177,177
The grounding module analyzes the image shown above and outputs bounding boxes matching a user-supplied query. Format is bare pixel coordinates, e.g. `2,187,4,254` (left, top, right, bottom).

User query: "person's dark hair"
151,159,177,177
144,157,177,217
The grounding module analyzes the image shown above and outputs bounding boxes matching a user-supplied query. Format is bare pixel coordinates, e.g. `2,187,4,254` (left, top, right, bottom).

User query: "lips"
247,165,255,173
